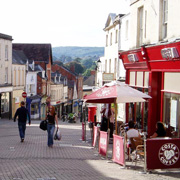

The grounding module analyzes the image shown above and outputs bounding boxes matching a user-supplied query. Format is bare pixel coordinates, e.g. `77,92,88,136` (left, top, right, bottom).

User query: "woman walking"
46,105,59,147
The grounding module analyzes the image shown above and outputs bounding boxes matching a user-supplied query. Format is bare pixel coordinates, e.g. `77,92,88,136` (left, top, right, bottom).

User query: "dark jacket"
14,106,31,123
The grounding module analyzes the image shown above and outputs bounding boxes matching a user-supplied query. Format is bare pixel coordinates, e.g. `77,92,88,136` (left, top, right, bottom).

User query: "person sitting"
126,121,141,145
150,121,166,138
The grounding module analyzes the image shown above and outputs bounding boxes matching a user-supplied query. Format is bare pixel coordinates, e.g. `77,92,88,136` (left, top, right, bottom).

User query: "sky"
0,0,129,47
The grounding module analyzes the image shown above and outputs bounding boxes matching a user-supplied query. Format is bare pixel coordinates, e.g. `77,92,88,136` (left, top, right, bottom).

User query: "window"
110,32,112,45
162,0,168,39
0,44,1,60
163,93,180,138
137,6,144,47
109,59,111,73
125,20,129,39
5,67,8,83
13,69,16,86
5,45,8,60
115,30,118,43
105,60,107,73
114,58,117,75
106,35,108,46
1,93,9,113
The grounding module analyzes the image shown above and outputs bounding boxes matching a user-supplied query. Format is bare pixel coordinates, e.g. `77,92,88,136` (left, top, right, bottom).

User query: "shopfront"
0,86,13,119
119,41,180,137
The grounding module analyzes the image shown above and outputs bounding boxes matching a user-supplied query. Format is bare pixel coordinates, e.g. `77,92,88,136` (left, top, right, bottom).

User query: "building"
119,0,180,137
52,64,83,115
12,50,27,117
0,33,13,119
13,43,53,119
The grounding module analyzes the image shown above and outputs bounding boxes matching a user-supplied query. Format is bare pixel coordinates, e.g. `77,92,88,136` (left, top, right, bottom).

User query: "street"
0,119,180,180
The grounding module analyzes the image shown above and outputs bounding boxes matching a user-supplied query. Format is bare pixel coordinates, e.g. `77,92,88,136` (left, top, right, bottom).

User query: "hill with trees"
52,46,104,76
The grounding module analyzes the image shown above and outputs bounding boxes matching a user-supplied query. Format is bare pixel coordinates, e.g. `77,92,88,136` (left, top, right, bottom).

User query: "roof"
12,50,28,65
13,43,53,64
83,75,95,86
104,13,125,29
0,33,13,41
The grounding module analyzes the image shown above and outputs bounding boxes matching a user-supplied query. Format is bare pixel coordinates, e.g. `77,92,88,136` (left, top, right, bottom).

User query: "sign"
22,92,27,98
93,126,99,147
146,138,180,170
112,135,125,166
103,73,114,81
99,131,108,156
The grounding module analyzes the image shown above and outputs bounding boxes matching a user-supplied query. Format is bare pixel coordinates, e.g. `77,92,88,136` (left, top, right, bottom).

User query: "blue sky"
1,0,129,47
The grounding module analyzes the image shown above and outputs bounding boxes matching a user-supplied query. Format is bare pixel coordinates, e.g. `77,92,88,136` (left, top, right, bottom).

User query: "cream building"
12,50,27,117
0,33,13,119
129,0,180,49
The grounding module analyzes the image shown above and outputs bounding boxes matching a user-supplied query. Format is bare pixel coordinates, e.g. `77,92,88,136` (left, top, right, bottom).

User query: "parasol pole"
114,99,118,135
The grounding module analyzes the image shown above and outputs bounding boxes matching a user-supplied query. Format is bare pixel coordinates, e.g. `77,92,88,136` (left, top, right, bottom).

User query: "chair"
130,137,144,166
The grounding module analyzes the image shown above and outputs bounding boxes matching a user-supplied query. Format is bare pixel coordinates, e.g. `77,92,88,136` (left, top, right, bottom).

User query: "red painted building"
120,41,180,138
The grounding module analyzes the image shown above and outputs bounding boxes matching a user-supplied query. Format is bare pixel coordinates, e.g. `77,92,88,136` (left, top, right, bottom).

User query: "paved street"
0,119,180,180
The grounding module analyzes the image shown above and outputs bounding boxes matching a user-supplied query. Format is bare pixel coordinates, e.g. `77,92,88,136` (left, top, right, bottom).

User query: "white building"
0,33,13,119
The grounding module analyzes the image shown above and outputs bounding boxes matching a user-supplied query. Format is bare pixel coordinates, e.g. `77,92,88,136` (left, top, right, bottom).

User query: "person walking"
46,104,59,148
14,101,31,142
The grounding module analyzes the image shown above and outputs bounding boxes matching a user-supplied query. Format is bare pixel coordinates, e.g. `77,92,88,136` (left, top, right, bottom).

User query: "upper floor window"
5,67,8,83
110,32,112,45
137,6,144,47
125,20,129,40
105,60,107,73
5,45,8,60
106,35,108,46
162,0,168,39
0,44,1,60
109,59,111,73
115,30,118,43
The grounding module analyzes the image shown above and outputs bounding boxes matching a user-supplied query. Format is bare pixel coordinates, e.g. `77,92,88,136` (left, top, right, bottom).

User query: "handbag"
54,128,62,140
39,120,47,131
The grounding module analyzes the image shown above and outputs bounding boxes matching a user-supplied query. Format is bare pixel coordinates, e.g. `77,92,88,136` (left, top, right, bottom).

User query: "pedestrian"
14,101,31,142
46,104,59,148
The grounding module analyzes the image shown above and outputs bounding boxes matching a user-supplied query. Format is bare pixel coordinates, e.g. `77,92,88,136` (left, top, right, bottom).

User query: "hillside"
52,46,104,60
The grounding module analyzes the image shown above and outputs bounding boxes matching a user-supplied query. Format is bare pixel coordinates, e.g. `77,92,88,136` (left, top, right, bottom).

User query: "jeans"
18,122,26,139
47,123,55,146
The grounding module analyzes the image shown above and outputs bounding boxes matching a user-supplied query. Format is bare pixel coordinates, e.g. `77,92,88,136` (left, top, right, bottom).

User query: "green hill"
52,46,104,61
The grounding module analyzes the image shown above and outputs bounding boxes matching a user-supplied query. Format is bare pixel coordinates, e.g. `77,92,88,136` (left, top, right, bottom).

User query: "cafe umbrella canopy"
83,81,151,134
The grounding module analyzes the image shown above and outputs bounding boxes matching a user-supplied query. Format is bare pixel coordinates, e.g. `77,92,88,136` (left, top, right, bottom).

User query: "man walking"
14,101,31,142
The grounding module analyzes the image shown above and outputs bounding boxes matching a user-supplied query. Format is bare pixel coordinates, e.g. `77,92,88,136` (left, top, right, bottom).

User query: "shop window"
129,71,135,86
163,93,180,138
1,93,9,113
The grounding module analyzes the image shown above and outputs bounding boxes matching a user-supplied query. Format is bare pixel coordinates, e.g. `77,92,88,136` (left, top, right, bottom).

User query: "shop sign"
99,131,108,156
127,54,139,62
113,135,125,166
161,47,179,60
146,139,180,170
103,73,114,81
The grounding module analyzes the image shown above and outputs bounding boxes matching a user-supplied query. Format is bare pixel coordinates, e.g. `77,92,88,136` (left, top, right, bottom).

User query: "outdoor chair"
130,137,144,166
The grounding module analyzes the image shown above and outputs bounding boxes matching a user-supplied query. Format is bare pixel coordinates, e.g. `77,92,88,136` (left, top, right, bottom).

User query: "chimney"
70,64,75,73
91,70,95,75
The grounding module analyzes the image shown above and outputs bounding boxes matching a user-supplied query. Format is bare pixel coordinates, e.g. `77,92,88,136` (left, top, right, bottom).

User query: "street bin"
88,106,96,123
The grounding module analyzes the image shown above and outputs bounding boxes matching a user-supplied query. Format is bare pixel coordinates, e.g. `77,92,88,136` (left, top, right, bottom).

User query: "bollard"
82,122,85,141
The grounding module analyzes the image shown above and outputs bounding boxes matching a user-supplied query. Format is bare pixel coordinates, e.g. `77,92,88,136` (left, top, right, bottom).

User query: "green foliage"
52,46,104,58
83,69,91,76
65,61,84,74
